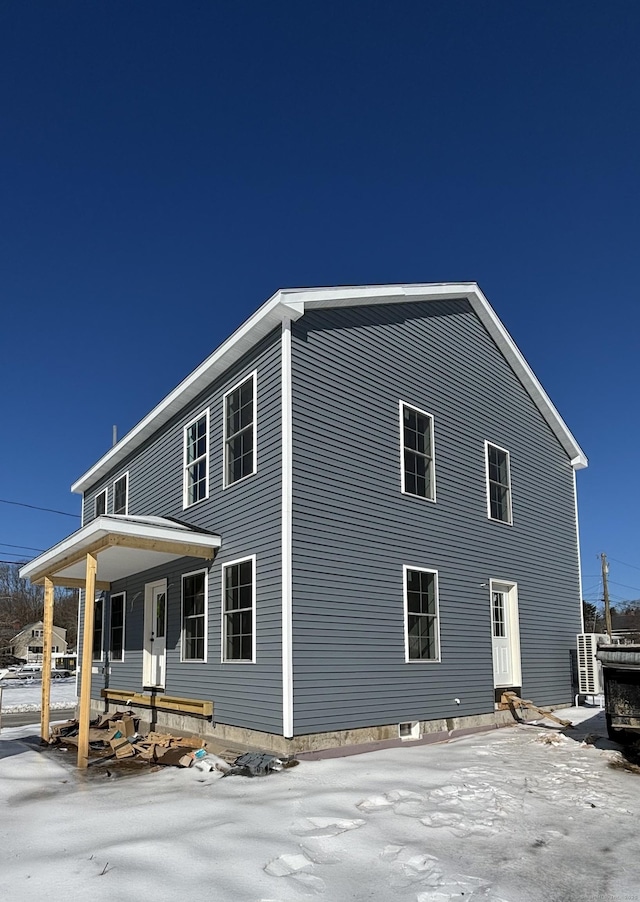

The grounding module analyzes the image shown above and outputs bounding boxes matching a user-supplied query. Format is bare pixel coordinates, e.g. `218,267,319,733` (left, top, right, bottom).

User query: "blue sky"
1,2,638,606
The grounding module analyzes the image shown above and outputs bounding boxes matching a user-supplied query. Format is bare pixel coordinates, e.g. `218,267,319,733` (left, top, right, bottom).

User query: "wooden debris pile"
50,711,212,766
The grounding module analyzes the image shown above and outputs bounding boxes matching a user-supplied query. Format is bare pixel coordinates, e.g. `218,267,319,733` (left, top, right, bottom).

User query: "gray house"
21,283,587,756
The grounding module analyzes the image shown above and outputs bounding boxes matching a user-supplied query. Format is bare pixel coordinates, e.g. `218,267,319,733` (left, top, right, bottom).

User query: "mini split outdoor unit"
576,633,608,695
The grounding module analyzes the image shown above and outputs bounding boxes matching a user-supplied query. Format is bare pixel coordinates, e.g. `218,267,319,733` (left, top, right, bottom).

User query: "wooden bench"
100,688,213,718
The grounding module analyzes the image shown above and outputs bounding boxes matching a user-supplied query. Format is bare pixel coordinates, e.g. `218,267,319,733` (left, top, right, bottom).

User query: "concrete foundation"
88,698,571,757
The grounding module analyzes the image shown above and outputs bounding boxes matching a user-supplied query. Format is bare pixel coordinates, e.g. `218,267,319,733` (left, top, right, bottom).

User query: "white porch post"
77,552,97,768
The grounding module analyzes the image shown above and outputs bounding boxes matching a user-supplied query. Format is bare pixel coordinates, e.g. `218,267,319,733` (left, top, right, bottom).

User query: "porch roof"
19,514,221,589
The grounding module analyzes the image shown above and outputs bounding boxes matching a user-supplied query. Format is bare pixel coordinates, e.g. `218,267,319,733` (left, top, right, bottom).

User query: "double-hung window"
224,373,256,487
485,442,512,524
182,571,207,661
95,489,107,517
222,556,255,662
401,402,435,501
404,567,440,661
92,595,104,661
184,410,209,507
113,474,128,515
109,592,125,661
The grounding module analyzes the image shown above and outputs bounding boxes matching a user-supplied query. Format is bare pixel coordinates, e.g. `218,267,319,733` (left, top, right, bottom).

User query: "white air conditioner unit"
577,633,607,694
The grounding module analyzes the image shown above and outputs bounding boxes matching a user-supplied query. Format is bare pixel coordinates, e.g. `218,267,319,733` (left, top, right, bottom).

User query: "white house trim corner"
281,317,294,738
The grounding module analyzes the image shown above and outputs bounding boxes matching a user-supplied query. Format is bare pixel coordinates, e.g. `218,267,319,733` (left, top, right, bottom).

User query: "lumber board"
501,691,573,728
101,688,213,718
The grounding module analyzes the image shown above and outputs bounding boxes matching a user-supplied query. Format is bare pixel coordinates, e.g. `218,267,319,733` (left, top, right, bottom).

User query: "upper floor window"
400,402,435,501
95,489,107,517
110,593,125,661
222,556,255,663
182,571,207,661
224,372,257,487
485,442,512,524
404,566,440,662
113,474,128,515
92,595,104,661
184,410,209,507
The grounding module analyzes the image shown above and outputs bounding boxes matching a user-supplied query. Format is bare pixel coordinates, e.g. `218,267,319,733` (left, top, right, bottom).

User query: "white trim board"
281,318,294,737
71,282,586,494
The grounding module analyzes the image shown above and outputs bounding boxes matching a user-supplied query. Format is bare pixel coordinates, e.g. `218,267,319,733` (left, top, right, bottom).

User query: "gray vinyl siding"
78,330,282,733
291,300,582,735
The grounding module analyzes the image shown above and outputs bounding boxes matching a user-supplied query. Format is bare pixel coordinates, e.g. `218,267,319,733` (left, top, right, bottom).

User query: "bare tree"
0,564,78,650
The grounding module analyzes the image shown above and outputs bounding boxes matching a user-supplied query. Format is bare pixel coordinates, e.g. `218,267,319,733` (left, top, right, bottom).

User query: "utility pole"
601,552,612,640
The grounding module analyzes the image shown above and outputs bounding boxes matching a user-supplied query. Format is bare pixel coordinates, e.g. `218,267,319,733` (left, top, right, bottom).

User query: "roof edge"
71,282,586,493
19,515,222,584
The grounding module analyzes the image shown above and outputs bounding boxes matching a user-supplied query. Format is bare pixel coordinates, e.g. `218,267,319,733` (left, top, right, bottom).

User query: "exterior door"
143,579,167,689
490,581,521,688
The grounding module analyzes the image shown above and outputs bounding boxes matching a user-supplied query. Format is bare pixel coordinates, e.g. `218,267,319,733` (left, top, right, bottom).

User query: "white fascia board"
19,515,221,583
465,286,588,470
285,282,586,468
72,281,585,493
280,282,478,309
71,294,305,494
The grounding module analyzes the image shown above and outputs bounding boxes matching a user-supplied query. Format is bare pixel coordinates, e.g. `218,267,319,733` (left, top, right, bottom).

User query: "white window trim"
488,579,522,687
109,591,126,663
183,409,210,509
403,565,441,663
113,472,129,516
92,593,105,662
399,400,437,503
221,554,257,664
222,370,258,490
94,488,107,519
484,440,513,525
180,568,208,663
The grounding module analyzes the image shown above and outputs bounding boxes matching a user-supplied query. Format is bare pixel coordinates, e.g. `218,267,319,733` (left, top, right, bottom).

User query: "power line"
0,559,29,565
0,498,79,518
607,579,640,594
0,542,45,552
608,556,640,573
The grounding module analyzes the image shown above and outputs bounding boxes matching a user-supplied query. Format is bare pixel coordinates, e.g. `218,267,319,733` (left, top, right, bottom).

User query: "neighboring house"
21,283,587,754
9,621,68,663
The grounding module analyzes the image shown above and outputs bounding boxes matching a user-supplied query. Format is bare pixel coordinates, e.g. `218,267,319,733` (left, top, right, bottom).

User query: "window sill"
223,470,257,492
401,489,437,504
404,658,441,664
182,494,210,511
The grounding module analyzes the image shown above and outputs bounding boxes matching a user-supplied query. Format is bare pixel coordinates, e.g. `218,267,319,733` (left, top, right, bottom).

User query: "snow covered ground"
1,706,639,902
0,677,77,712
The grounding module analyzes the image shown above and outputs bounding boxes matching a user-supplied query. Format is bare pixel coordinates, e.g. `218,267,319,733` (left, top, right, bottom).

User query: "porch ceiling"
18,514,221,588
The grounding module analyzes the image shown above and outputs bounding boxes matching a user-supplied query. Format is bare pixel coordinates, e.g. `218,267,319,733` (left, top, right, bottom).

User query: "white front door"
490,581,521,689
143,579,167,689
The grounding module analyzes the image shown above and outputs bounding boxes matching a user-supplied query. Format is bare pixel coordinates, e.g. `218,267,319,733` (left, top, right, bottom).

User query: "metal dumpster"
596,644,640,742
